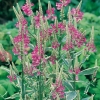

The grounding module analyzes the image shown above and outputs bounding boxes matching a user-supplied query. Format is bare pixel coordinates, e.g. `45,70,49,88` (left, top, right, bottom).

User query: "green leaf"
82,95,94,100
65,91,77,100
5,93,19,100
7,82,16,95
0,80,18,96
61,55,72,68
0,66,10,73
79,67,98,75
64,81,73,91
73,50,82,57
82,97,91,100
0,84,6,95
0,68,9,79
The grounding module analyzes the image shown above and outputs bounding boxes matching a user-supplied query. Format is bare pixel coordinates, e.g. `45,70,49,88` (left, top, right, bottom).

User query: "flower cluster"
13,33,30,56
24,66,33,76
49,55,56,64
7,74,16,82
71,8,83,22
52,80,65,99
56,0,71,10
58,22,66,31
62,42,73,51
32,45,44,67
52,41,60,49
69,67,81,80
46,7,56,20
15,17,27,29
34,13,45,28
22,2,34,16
86,41,96,52
68,25,86,47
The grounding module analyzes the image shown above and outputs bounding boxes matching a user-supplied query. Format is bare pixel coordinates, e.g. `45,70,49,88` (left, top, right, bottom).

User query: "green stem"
38,63,43,100
21,59,25,100
59,44,61,58
71,51,76,91
21,31,25,100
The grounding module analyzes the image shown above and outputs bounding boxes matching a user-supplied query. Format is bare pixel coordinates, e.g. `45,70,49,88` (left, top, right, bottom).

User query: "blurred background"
0,0,100,100
0,0,100,22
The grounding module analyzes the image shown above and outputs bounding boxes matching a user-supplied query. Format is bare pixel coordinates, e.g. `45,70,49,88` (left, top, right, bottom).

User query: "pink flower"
62,42,73,51
22,3,34,16
34,13,40,28
24,66,34,76
71,8,83,22
13,46,20,55
34,13,45,28
47,28,53,36
13,33,30,56
58,22,66,31
15,17,27,28
56,0,70,10
69,67,81,80
40,30,47,41
32,45,44,67
7,74,16,82
51,24,58,33
52,80,65,99
86,42,96,52
49,55,56,64
52,41,60,49
56,3,63,10
32,46,41,67
37,71,41,76
13,34,30,47
68,25,86,47
46,7,56,20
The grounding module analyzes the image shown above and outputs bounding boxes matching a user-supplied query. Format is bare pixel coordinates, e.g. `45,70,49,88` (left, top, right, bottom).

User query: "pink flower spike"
15,18,27,29
46,7,55,19
71,8,83,22
37,71,41,76
52,41,60,49
68,25,86,47
74,67,81,75
7,74,16,82
22,3,34,16
32,45,44,67
47,28,53,36
34,13,45,28
52,80,65,99
69,67,81,80
62,42,73,51
56,0,70,10
56,3,63,10
86,42,96,52
58,22,66,31
49,55,56,64
51,24,58,33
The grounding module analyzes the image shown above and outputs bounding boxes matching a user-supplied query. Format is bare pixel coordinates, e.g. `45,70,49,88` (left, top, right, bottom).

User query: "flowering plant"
1,0,98,100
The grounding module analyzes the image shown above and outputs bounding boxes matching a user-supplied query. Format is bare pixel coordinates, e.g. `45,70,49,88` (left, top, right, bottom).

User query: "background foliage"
0,0,100,22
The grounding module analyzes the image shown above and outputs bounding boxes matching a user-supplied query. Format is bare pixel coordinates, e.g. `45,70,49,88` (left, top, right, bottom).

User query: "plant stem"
22,60,25,100
71,51,76,91
38,63,43,100
59,44,61,57
21,31,25,100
